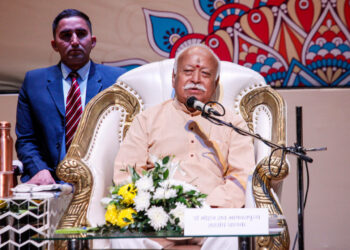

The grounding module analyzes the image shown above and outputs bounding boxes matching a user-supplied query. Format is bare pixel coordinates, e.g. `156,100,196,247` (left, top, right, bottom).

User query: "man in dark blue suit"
15,9,126,184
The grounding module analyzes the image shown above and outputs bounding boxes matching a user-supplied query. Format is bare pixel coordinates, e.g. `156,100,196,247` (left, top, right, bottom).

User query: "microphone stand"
296,107,304,250
201,110,313,163
200,106,326,250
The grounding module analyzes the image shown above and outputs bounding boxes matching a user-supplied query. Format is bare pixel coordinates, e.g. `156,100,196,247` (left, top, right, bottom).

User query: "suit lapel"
86,62,103,104
47,65,65,117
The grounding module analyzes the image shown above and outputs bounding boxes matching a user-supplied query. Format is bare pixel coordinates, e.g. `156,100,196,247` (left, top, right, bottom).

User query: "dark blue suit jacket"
16,61,126,182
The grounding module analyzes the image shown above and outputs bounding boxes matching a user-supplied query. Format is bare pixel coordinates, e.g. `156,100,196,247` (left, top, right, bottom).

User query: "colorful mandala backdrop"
116,0,350,88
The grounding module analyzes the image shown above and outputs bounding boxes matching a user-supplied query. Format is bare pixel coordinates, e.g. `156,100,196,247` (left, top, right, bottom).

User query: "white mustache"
183,83,207,91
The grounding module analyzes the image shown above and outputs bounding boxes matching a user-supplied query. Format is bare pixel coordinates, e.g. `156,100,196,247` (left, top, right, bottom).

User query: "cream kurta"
114,98,255,208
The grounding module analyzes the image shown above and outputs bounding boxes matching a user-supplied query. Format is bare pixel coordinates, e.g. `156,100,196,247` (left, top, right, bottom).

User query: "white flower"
134,191,151,212
146,206,169,231
161,179,199,193
153,187,165,200
159,180,172,188
117,175,132,186
109,186,116,194
135,175,154,192
170,202,187,229
168,159,180,179
100,197,113,207
164,189,177,199
159,180,174,190
149,154,162,166
153,187,177,200
199,201,210,209
182,182,199,193
160,179,181,189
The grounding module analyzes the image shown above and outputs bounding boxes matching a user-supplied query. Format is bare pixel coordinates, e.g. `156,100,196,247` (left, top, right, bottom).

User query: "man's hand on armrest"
26,169,56,185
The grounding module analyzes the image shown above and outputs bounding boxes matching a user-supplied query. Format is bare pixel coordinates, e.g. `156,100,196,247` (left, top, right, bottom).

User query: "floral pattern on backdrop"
116,0,350,88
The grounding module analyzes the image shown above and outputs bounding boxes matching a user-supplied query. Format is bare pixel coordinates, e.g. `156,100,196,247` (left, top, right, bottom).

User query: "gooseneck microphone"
186,96,221,116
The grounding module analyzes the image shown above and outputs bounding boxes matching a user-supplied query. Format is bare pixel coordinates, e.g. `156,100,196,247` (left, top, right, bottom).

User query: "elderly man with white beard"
113,44,255,249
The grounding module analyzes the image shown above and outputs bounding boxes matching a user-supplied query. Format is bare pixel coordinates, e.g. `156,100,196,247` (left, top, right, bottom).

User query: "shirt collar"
61,60,91,81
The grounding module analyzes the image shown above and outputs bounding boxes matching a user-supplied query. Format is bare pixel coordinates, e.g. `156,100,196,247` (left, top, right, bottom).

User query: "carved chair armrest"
240,86,290,249
56,83,142,229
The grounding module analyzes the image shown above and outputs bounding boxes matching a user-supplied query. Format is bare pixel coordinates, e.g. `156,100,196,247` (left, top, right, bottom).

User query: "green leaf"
178,197,186,203
187,190,196,195
163,169,169,179
162,156,170,165
154,180,160,187
129,166,141,183
55,227,88,234
168,198,176,204
191,197,201,206
111,186,120,194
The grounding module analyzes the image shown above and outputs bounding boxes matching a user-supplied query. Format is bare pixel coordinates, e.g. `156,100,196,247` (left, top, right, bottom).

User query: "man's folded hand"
26,169,56,185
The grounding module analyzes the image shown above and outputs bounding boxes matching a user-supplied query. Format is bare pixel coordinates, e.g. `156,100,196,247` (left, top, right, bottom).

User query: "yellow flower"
116,208,137,228
118,183,137,205
105,204,118,225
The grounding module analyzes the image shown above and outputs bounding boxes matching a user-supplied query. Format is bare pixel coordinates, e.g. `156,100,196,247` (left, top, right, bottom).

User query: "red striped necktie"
65,72,82,151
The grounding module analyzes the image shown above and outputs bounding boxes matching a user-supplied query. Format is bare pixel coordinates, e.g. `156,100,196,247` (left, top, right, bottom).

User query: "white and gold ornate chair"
56,59,290,249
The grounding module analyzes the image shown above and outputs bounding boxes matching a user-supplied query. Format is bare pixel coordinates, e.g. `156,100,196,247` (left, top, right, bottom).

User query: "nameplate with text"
184,208,268,236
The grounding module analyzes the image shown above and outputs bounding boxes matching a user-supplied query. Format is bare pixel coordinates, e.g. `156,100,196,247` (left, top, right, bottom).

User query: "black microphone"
186,96,221,116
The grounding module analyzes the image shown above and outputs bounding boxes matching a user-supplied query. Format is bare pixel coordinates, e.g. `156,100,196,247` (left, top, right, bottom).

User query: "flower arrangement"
100,155,208,234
